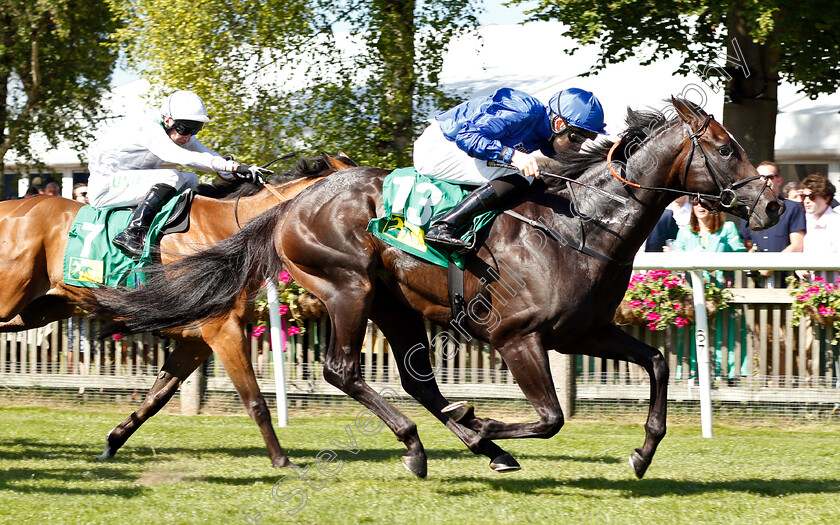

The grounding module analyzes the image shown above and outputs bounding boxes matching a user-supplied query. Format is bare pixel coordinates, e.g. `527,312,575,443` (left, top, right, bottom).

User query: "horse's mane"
540,102,677,185
194,155,351,199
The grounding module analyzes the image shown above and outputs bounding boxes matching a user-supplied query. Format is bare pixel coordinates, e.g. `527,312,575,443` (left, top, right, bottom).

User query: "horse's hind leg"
318,284,429,478
97,339,211,461
201,317,293,468
576,324,669,479
369,288,519,472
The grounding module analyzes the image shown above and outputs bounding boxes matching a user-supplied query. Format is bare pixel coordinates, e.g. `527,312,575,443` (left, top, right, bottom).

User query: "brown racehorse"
86,99,784,478
0,153,354,467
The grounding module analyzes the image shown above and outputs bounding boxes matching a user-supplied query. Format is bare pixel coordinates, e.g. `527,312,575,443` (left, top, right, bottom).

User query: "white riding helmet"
160,90,211,123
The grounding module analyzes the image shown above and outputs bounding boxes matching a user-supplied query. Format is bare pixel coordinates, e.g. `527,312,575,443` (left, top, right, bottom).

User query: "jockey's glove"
235,163,274,184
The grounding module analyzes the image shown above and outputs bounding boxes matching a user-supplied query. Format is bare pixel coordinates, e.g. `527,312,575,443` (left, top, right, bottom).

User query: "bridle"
607,114,770,220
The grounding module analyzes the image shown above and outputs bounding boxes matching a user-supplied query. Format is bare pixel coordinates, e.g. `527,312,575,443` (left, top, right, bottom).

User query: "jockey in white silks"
86,90,273,257
413,87,608,250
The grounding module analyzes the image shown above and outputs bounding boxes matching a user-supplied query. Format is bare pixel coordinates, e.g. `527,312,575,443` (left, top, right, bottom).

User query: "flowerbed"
252,270,327,339
788,276,840,344
614,270,732,331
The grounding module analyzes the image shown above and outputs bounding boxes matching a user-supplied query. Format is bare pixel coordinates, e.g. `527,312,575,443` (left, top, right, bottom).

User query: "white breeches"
412,121,532,186
88,168,199,208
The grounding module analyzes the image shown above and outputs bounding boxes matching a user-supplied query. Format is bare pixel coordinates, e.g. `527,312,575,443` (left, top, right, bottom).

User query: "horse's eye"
718,145,733,157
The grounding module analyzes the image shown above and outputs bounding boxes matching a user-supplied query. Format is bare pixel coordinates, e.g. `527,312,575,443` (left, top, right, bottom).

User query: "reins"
234,154,296,229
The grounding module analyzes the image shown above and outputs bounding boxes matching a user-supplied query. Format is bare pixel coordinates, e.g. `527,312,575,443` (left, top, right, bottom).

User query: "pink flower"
643,299,656,308
797,294,812,302
628,300,642,308
673,303,681,310
628,284,637,291
287,326,301,336
278,304,289,315
675,317,689,327
819,305,836,316
112,333,122,341
646,312,661,321
251,325,266,338
814,276,826,283
279,270,292,283
650,289,660,295
647,321,658,331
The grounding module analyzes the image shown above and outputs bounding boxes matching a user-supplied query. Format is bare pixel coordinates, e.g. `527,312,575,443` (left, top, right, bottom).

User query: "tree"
110,0,481,167
521,0,840,163
0,0,121,195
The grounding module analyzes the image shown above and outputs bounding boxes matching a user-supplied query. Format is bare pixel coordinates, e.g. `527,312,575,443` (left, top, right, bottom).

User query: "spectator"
739,161,806,286
668,195,692,228
72,183,90,204
645,209,678,252
43,181,61,196
800,174,840,281
673,201,746,285
783,180,802,203
672,201,746,380
23,186,41,198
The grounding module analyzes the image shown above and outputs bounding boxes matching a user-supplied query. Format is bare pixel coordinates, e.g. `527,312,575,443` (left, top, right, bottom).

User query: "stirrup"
113,229,146,258
425,224,468,250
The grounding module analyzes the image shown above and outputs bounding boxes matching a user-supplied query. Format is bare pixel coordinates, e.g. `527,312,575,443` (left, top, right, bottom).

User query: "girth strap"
503,210,630,266
448,259,467,325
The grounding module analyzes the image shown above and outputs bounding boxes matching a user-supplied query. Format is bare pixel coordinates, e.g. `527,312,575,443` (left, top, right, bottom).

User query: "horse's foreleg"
462,333,565,441
369,290,519,472
575,324,669,479
97,340,211,461
201,317,293,468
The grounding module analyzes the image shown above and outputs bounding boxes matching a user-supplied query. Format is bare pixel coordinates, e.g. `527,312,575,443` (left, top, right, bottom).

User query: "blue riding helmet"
549,88,608,135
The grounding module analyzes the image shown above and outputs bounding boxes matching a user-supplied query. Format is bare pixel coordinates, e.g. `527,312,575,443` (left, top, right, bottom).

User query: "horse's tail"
88,206,285,335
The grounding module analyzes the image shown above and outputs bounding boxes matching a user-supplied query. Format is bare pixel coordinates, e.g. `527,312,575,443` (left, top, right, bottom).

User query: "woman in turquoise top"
672,201,746,286
671,201,746,379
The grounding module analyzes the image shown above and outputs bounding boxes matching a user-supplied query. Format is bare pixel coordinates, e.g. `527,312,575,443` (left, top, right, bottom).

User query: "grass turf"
1,405,839,524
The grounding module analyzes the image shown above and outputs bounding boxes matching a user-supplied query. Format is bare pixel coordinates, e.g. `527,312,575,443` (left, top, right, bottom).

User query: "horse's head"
671,97,783,230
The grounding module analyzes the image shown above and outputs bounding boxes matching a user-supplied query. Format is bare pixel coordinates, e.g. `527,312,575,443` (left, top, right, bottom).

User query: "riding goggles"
567,128,593,144
171,119,204,136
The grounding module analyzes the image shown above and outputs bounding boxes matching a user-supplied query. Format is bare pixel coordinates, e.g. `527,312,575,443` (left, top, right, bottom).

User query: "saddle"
63,190,194,288
366,168,501,331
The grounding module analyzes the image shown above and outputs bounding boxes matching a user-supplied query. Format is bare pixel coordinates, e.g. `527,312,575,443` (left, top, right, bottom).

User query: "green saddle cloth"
366,167,498,268
63,192,184,288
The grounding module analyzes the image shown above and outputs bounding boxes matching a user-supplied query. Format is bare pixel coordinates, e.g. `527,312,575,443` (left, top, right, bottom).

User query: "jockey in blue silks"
414,87,607,250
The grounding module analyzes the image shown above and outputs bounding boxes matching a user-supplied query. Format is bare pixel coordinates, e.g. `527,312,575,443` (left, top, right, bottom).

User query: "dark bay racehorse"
86,99,783,478
0,153,354,467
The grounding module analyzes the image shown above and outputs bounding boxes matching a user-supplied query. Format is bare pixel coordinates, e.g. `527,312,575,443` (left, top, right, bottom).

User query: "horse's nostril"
766,200,781,214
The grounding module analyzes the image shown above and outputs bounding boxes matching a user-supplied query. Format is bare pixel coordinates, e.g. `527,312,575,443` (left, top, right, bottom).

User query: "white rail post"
689,270,713,438
266,280,288,427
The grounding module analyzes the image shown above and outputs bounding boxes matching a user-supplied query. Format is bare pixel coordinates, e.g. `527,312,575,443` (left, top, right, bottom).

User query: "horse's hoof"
489,453,521,472
442,401,475,423
272,458,296,469
94,447,114,462
629,449,651,479
401,454,428,479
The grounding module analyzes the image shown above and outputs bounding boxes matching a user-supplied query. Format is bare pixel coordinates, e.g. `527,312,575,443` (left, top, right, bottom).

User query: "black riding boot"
425,175,527,251
113,183,177,258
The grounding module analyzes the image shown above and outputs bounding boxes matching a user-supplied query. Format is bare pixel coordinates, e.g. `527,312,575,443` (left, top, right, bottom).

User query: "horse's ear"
321,152,357,172
670,96,707,127
336,151,358,167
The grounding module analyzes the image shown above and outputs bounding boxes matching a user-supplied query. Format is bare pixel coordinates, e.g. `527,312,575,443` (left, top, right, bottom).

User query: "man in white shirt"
86,90,272,257
801,174,840,281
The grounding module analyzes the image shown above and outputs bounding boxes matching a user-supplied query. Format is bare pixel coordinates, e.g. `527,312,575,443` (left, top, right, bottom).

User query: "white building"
4,22,838,198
